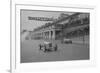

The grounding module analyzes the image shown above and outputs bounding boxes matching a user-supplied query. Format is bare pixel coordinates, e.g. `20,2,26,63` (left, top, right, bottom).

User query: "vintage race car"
39,41,58,52
61,38,72,44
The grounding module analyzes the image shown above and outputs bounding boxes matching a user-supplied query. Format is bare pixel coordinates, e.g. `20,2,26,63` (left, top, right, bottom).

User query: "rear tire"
39,44,41,50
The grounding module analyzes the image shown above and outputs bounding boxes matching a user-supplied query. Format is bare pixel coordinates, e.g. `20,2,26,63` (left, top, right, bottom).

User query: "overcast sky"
21,10,74,31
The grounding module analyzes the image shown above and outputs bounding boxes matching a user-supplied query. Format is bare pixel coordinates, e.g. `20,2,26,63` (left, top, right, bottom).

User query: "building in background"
29,12,89,44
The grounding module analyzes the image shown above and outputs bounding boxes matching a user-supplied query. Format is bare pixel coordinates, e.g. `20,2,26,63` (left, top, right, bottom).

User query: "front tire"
70,41,72,44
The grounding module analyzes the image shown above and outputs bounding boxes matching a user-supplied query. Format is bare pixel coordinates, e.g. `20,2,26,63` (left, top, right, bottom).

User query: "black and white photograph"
20,9,90,63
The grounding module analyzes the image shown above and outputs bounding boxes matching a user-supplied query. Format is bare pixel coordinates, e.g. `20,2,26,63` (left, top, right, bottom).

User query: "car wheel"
39,44,41,50
70,41,72,44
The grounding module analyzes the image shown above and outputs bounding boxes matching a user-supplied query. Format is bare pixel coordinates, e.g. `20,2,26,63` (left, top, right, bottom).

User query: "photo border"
11,3,96,73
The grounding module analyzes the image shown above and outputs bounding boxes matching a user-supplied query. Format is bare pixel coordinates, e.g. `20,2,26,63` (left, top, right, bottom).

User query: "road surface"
21,39,89,63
